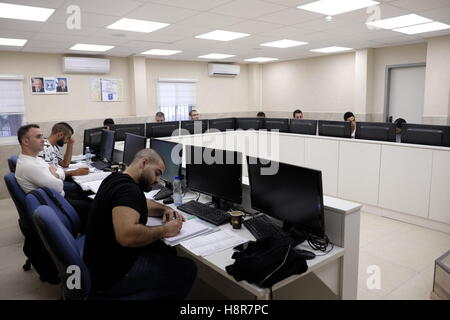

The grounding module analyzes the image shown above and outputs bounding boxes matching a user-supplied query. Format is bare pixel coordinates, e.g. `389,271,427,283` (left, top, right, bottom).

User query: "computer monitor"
235,118,263,130
318,120,352,138
83,127,103,155
356,122,396,142
98,129,115,162
181,120,208,135
186,145,242,205
123,133,147,166
289,119,317,135
208,118,236,132
401,124,450,147
263,118,289,132
110,123,145,141
150,139,182,186
247,156,325,238
146,121,180,138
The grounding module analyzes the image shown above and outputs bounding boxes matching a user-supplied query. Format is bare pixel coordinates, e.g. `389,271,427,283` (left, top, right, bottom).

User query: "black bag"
225,237,308,288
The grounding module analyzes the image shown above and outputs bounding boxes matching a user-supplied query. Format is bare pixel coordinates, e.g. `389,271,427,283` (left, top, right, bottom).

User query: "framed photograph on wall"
31,77,69,94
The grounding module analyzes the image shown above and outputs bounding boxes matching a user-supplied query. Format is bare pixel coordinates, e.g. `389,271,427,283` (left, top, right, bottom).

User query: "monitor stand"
209,196,234,212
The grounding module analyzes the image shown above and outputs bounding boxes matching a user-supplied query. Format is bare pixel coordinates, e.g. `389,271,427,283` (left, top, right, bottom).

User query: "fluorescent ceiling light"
0,2,54,22
70,44,114,52
0,37,27,46
260,39,308,48
244,57,279,63
195,30,250,41
141,49,181,56
392,21,450,34
366,14,432,29
310,46,353,53
107,18,169,33
198,53,235,59
298,0,379,16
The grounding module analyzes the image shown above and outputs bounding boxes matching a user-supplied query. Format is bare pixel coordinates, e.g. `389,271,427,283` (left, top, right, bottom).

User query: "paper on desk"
71,154,85,162
83,180,103,193
180,229,248,257
144,190,160,200
146,217,217,246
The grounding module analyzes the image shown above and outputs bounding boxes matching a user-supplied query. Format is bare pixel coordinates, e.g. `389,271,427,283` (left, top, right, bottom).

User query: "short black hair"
256,112,266,117
103,118,115,126
394,118,407,128
17,124,40,145
189,109,198,116
155,111,165,117
51,122,73,135
293,109,303,117
344,112,355,121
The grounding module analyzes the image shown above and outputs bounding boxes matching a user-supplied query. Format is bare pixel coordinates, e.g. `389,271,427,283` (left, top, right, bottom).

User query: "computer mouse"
294,248,316,260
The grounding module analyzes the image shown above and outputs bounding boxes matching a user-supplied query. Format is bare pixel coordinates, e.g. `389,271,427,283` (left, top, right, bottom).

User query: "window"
157,80,196,121
0,75,25,141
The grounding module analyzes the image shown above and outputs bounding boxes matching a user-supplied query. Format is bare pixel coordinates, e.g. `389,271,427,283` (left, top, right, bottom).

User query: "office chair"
33,205,162,300
3,173,32,271
8,155,18,173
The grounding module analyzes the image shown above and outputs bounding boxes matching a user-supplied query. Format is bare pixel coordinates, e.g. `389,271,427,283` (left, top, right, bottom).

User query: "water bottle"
172,176,183,206
85,147,92,165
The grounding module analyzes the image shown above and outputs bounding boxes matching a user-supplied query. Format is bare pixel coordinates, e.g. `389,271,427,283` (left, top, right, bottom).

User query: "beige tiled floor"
0,197,448,300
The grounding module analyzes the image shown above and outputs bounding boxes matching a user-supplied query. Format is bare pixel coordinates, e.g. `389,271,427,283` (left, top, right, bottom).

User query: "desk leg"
340,210,360,300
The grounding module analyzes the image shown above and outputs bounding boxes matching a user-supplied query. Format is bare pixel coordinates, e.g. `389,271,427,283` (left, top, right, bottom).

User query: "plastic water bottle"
85,147,92,165
173,176,183,206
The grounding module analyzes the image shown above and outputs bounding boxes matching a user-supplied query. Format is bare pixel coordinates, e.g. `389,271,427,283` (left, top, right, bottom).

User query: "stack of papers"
146,217,218,246
73,171,111,190
180,230,248,257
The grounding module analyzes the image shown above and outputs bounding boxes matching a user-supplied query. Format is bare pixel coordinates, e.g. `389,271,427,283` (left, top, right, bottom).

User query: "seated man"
103,118,115,130
344,111,356,138
189,109,199,120
293,109,303,119
83,149,196,299
155,112,165,123
256,112,266,118
394,118,407,142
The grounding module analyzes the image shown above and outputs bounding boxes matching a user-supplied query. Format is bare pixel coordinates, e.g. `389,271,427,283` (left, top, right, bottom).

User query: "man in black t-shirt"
83,149,196,299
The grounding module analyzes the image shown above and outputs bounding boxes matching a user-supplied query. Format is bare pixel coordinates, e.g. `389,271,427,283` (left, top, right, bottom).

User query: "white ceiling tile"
390,0,450,12
335,4,410,24
257,8,322,25
210,0,286,19
258,26,316,39
59,0,143,16
225,20,284,34
156,24,211,37
0,20,45,32
177,12,244,29
421,6,450,22
39,23,101,36
4,0,65,8
23,39,72,49
293,17,356,32
262,0,311,7
46,9,121,28
145,0,231,11
21,47,65,54
125,3,200,23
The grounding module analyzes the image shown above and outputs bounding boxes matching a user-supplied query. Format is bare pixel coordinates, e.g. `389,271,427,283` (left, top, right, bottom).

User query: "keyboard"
153,187,173,200
243,215,294,244
177,200,230,226
92,160,110,170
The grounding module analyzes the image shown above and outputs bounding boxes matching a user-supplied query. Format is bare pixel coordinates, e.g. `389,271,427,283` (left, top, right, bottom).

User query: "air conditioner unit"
208,63,240,77
63,57,110,74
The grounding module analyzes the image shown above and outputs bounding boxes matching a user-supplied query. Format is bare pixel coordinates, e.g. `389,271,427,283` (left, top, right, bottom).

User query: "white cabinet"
429,150,450,224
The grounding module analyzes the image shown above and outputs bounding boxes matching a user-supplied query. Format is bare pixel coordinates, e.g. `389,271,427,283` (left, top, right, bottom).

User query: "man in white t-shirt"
15,124,65,195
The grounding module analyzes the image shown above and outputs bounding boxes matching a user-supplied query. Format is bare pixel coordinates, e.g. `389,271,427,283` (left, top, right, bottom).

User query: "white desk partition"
154,130,450,234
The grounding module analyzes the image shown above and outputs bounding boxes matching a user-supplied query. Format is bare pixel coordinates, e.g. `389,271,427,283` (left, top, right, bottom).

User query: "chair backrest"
8,155,18,173
25,188,81,235
32,205,91,300
4,172,31,232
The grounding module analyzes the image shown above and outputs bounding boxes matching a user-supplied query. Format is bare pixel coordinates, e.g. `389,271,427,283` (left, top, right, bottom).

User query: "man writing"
83,149,196,299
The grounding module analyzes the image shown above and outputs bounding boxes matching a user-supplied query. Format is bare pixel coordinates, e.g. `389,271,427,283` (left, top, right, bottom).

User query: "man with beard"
83,149,197,299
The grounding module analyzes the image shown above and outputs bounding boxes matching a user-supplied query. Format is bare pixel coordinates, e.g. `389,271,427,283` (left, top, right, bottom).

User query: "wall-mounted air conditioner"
63,57,110,74
208,63,240,77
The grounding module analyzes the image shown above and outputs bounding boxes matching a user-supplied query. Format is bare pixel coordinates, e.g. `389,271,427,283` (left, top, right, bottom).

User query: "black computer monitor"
263,118,289,132
356,122,396,142
186,145,242,205
289,119,317,135
318,120,352,138
181,120,208,135
247,156,325,238
123,133,147,166
110,123,145,141
150,139,182,186
208,118,236,132
401,124,450,147
235,118,263,130
98,129,115,162
83,127,104,155
146,121,180,138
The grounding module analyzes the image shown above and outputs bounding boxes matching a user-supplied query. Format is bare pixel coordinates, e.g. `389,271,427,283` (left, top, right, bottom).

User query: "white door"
388,65,425,124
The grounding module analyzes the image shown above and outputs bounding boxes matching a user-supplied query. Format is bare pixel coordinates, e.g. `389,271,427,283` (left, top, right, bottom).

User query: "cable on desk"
305,233,334,256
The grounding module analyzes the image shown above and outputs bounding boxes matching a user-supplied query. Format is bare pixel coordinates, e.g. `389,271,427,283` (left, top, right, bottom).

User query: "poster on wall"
31,77,68,94
90,78,124,102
